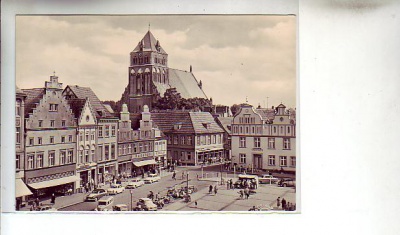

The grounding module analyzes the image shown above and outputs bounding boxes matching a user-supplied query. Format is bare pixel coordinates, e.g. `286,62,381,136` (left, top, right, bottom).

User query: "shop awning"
28,175,80,190
16,178,33,197
133,159,157,167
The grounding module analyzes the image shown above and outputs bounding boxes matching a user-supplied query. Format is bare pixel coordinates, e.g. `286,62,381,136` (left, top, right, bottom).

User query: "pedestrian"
194,201,198,207
51,193,56,204
209,185,213,194
226,181,229,190
239,190,244,199
282,198,287,210
35,198,40,207
181,171,185,180
276,197,281,208
230,179,233,189
172,171,176,180
214,185,218,194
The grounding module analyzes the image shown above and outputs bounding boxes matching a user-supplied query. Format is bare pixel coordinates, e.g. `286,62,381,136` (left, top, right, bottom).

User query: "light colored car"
144,174,161,184
107,184,125,195
113,204,129,211
86,188,108,201
125,179,145,189
35,204,57,211
96,196,114,211
258,175,279,184
136,198,157,211
278,178,296,188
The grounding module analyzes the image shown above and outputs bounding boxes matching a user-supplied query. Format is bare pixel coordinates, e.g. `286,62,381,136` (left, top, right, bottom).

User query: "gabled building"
22,75,79,197
231,103,296,173
63,85,119,185
216,116,234,162
151,111,224,166
119,30,208,113
67,97,98,190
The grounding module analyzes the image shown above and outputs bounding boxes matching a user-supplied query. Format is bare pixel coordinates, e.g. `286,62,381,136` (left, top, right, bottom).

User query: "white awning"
16,178,33,197
28,175,80,189
133,159,157,167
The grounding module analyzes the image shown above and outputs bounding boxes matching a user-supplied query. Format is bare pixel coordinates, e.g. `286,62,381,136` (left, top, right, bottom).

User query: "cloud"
16,15,296,108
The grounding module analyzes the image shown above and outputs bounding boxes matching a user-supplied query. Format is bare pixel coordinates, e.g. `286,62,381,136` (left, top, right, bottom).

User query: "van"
96,196,114,211
235,174,259,189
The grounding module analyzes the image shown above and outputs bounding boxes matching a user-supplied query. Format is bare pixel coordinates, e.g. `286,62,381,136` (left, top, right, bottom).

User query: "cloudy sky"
16,15,296,108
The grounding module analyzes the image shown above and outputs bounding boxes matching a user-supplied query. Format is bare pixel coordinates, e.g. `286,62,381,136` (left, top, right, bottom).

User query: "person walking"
214,185,218,195
239,190,244,200
51,193,56,204
209,185,213,194
181,171,185,180
172,171,176,180
230,179,233,189
276,197,281,209
282,198,287,210
227,181,230,190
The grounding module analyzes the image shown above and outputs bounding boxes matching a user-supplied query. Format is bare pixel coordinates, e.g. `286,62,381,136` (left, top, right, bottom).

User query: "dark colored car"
278,178,296,188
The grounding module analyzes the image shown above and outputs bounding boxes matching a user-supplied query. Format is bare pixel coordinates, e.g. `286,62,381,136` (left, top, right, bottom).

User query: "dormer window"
173,123,182,130
202,123,210,129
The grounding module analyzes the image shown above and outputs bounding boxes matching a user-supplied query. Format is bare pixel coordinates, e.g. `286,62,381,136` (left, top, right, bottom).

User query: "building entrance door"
253,154,262,169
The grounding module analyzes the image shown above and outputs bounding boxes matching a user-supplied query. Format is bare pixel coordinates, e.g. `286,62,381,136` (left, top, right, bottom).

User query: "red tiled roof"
21,88,45,117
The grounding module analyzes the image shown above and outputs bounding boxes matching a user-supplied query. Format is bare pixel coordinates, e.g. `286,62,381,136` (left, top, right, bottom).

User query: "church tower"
127,30,169,113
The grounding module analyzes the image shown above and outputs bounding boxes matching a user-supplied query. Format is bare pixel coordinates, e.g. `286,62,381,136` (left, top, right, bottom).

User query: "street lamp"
130,189,134,211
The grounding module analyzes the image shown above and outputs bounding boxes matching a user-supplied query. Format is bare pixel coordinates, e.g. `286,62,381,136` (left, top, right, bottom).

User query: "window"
62,120,66,127
85,133,89,141
50,120,55,127
273,126,277,133
119,146,123,155
67,150,73,163
283,138,291,150
16,127,21,144
188,136,192,145
133,143,138,153
254,137,261,148
111,126,116,136
239,154,246,164
29,138,34,146
85,147,90,162
91,132,95,140
123,145,126,154
287,126,291,134
149,142,153,151
111,144,116,159
268,138,275,149
197,136,200,145
27,154,34,169
167,135,172,144
61,136,66,143
268,155,276,166
207,135,211,145
60,150,66,165
280,156,287,167
69,135,73,142
105,145,110,160
49,104,58,111
16,101,21,116
48,151,55,166
98,126,103,137
98,145,103,161
187,152,192,160
291,156,296,167
16,155,20,169
38,120,43,127
128,144,132,154
50,136,54,144
38,137,42,145
79,148,84,163
105,125,110,137
212,135,216,144
239,137,246,148
36,153,43,168
79,133,83,142
144,143,148,152
173,136,178,145
91,146,95,162
180,136,185,145
217,134,221,144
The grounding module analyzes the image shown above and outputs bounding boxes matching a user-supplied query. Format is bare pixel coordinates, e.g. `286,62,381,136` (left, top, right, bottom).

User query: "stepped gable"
189,112,224,134
169,69,208,99
150,111,194,134
67,85,114,119
133,30,167,54
21,88,45,117
67,98,86,119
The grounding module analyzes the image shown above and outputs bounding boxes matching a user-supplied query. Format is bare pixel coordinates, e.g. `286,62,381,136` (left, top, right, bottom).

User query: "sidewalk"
163,183,296,212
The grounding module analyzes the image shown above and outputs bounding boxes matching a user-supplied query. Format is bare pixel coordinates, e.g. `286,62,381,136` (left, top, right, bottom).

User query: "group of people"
237,188,251,200
276,197,296,211
208,185,218,195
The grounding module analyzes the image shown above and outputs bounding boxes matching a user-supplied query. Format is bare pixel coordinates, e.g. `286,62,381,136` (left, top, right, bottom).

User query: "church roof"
169,69,208,99
22,88,45,117
133,30,167,54
66,85,115,119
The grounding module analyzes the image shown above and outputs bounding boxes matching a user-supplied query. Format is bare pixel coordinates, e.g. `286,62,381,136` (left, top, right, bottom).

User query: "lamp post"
220,164,223,185
186,173,189,194
130,189,134,211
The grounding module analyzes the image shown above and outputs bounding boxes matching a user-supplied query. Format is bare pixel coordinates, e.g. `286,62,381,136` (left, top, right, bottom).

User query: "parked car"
86,188,108,201
125,179,145,189
96,196,114,211
136,198,157,211
113,204,128,211
181,185,197,194
258,175,279,184
278,178,296,188
144,174,161,184
107,184,125,195
35,204,57,211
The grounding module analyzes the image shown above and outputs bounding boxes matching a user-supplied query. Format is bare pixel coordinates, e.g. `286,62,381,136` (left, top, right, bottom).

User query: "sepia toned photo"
15,15,297,212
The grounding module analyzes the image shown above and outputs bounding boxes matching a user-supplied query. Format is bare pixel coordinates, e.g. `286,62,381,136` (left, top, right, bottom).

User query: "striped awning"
133,159,157,167
16,178,33,197
28,175,80,189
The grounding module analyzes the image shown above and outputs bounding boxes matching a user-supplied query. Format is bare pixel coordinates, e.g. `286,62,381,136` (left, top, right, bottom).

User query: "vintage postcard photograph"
15,15,297,212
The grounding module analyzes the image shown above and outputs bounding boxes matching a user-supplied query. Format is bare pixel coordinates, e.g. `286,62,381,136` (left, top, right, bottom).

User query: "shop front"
132,157,157,177
97,161,118,185
76,162,97,191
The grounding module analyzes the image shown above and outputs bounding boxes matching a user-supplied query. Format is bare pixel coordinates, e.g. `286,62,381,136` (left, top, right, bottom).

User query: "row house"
231,103,296,172
151,111,224,166
63,85,119,185
216,116,233,162
118,104,166,177
22,75,79,198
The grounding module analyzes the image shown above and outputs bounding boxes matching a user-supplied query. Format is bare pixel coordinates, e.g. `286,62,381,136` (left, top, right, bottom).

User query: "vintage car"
113,204,129,211
180,185,198,194
258,175,279,184
125,179,145,189
136,198,157,211
278,178,296,188
107,184,125,195
34,204,57,211
144,174,161,184
96,196,114,211
86,188,108,202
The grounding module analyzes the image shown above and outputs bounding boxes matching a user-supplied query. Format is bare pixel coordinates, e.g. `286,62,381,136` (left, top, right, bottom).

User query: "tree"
152,88,213,111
